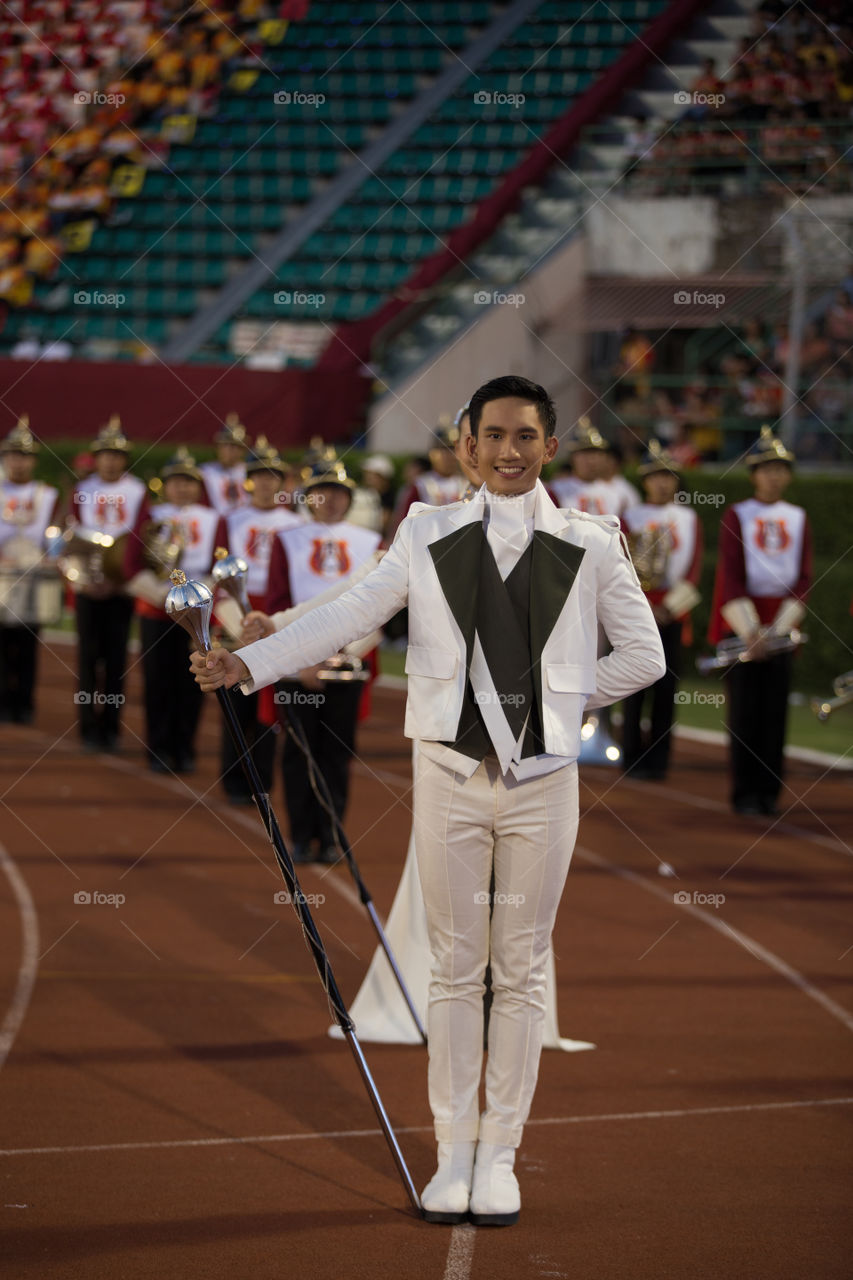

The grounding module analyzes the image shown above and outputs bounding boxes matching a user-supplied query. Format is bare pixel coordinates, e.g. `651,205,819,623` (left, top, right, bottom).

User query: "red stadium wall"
0,360,370,444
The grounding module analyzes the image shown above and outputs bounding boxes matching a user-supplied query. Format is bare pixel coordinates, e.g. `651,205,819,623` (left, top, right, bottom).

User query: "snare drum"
0,566,63,626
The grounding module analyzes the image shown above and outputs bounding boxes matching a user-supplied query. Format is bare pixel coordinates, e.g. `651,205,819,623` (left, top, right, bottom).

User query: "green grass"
377,649,851,758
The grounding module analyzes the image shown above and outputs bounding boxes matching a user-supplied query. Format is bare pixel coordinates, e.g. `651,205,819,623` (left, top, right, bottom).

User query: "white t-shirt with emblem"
153,502,222,577
734,498,807,597
199,461,248,516
0,480,58,553
227,504,305,598
622,501,699,588
73,472,146,536
279,519,382,605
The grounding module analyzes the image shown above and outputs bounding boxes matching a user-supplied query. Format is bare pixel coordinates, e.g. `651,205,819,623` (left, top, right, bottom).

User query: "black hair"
468,375,557,438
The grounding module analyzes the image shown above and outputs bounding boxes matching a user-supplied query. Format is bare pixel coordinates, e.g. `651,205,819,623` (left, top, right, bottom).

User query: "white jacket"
240,482,666,760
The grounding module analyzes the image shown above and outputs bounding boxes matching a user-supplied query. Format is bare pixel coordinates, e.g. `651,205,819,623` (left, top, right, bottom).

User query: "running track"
0,642,851,1279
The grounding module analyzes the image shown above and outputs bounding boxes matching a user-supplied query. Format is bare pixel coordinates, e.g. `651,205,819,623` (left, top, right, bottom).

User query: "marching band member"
709,426,812,815
265,451,381,863
71,417,148,752
550,419,636,517
191,375,665,1226
199,413,250,516
0,417,59,724
621,441,703,779
219,438,304,804
125,449,227,773
389,424,465,534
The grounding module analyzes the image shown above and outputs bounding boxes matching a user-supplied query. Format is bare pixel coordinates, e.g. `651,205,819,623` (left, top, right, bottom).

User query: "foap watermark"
75,489,127,506
473,289,525,308
274,291,325,307
673,289,725,309
74,890,126,908
474,891,526,907
474,690,527,708
74,90,126,107
74,691,125,706
674,890,725,909
473,90,525,107
674,690,725,708
274,890,325,906
674,89,726,110
273,90,325,107
673,489,725,507
274,690,325,707
73,291,125,307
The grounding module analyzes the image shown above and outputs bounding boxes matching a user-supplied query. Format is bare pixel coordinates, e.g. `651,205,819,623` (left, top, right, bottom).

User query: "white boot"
469,1142,520,1226
421,1141,476,1223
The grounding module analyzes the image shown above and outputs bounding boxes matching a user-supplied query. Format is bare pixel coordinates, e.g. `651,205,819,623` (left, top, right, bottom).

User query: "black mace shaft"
216,685,422,1215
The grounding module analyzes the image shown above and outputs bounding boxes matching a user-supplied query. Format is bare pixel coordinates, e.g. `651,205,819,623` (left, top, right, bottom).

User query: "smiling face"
466,397,557,496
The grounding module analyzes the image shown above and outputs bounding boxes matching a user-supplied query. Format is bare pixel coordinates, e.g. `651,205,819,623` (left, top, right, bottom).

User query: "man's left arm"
586,532,667,710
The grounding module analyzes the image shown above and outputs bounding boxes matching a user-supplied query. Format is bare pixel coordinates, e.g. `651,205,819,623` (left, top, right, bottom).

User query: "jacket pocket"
405,646,458,680
545,663,598,695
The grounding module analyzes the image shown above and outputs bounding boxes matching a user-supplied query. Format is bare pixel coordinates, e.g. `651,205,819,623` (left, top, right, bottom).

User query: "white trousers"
413,752,579,1147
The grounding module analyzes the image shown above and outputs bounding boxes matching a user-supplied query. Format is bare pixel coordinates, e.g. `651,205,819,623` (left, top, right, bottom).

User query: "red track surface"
1,641,851,1279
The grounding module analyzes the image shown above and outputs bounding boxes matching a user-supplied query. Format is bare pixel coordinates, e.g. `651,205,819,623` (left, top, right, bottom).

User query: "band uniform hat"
91,414,131,454
160,446,204,484
453,401,471,430
565,416,608,453
301,447,355,493
245,435,288,476
362,454,394,479
213,412,250,447
433,417,459,449
638,438,680,477
746,424,795,469
0,414,38,455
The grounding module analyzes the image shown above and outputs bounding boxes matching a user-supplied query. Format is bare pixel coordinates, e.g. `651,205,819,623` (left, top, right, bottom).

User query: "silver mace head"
165,569,213,653
211,546,251,616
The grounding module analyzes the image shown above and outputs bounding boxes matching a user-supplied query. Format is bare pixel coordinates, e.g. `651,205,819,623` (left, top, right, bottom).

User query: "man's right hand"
190,649,250,691
241,610,275,643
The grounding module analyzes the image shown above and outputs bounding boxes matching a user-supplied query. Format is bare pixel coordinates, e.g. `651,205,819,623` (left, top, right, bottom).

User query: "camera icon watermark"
273,291,325,307
674,690,725,708
673,289,725,309
73,290,125,308
73,889,126,908
274,690,325,707
273,890,325,906
673,889,725,908
473,289,525,308
673,489,725,507
74,691,126,706
473,690,527,708
273,90,325,107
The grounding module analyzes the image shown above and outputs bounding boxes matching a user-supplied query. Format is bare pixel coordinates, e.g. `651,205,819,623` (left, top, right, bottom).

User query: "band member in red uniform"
199,414,250,517
390,424,465,534
549,419,636,516
0,417,60,723
126,449,227,773
709,427,812,815
621,441,703,779
71,417,148,752
266,452,381,862
220,439,304,803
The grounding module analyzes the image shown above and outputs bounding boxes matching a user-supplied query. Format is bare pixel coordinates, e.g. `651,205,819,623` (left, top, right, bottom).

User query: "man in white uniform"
190,376,665,1226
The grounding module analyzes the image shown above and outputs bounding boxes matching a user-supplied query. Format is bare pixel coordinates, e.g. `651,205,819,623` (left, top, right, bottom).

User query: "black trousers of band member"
139,616,203,769
621,620,681,777
726,652,791,810
0,625,39,722
277,679,362,849
220,687,278,801
74,594,135,744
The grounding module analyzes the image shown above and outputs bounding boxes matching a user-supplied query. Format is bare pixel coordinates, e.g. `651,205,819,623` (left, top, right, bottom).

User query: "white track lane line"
576,845,853,1033
1,1097,850,1158
0,838,40,1072
442,1226,476,1278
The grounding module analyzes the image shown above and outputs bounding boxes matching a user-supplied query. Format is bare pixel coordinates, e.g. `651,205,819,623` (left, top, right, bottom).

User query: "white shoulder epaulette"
563,507,621,533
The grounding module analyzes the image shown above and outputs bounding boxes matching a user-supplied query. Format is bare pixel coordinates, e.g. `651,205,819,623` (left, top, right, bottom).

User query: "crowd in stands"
0,0,301,311
624,2,853,197
604,270,853,465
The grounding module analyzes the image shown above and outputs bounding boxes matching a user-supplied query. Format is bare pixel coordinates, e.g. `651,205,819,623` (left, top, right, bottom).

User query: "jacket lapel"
529,484,587,732
428,519,483,660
